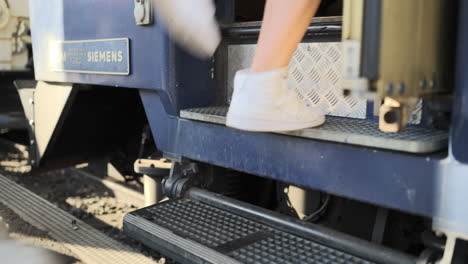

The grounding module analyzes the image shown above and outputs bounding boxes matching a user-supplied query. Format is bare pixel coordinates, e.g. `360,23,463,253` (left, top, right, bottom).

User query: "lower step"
124,188,416,264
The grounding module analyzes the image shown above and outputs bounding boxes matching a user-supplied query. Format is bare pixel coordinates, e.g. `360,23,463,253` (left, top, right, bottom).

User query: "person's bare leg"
251,0,321,72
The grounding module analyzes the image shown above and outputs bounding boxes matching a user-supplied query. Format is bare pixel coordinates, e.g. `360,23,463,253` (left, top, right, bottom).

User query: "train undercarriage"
1,0,468,263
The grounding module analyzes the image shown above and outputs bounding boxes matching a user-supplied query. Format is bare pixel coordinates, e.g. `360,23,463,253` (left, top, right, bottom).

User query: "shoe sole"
226,112,326,132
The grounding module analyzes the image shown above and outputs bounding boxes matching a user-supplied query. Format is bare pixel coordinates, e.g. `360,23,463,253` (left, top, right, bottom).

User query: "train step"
123,188,417,264
180,107,448,154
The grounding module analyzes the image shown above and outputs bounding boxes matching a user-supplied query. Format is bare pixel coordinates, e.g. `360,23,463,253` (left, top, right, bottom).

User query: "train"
1,0,468,263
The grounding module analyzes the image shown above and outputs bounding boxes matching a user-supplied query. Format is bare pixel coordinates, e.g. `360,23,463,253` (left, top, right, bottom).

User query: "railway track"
0,174,157,264
0,137,165,263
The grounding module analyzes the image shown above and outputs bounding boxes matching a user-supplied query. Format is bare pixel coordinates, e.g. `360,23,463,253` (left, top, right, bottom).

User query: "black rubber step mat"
124,189,416,264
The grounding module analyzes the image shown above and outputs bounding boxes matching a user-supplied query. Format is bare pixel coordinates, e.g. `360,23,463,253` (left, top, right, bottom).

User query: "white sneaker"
226,67,326,132
154,0,221,58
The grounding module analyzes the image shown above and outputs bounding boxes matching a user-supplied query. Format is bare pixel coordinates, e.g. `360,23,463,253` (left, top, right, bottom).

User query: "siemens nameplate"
50,38,130,75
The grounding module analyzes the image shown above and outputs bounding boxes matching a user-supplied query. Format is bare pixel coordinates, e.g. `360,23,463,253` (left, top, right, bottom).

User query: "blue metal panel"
452,0,468,163
140,90,468,235
28,0,216,114
30,0,158,87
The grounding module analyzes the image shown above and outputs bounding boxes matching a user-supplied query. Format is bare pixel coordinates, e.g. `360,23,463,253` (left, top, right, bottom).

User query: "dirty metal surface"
181,107,447,153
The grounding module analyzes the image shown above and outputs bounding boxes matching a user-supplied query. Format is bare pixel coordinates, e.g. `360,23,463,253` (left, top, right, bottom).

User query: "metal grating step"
180,107,448,153
124,189,416,264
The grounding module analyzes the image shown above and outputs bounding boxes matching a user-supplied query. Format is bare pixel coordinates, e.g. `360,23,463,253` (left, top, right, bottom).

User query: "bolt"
29,120,34,126
430,79,436,90
384,111,398,124
386,83,394,95
134,1,146,23
30,160,36,165
71,220,79,230
420,79,427,90
398,82,405,95
30,139,35,145
29,98,34,105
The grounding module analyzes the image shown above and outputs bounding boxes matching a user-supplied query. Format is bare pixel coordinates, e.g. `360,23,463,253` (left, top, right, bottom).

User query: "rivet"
71,220,79,231
420,80,427,90
30,139,35,145
398,82,405,95
386,83,394,95
29,120,34,126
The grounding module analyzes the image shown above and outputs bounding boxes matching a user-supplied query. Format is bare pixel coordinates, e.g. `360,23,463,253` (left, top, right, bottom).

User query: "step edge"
124,213,242,264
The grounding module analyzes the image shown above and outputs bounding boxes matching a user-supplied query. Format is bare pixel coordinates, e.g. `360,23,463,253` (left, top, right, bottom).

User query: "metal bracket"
13,20,30,54
162,162,199,198
134,0,153,26
14,80,37,167
134,159,172,206
134,158,172,177
371,208,388,244
379,97,419,133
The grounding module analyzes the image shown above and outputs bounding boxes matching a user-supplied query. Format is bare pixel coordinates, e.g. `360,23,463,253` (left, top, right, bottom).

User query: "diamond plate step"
227,42,422,124
180,107,448,153
124,188,416,264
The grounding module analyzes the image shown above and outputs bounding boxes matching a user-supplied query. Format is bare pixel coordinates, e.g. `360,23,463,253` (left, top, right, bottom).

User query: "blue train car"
18,0,468,263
